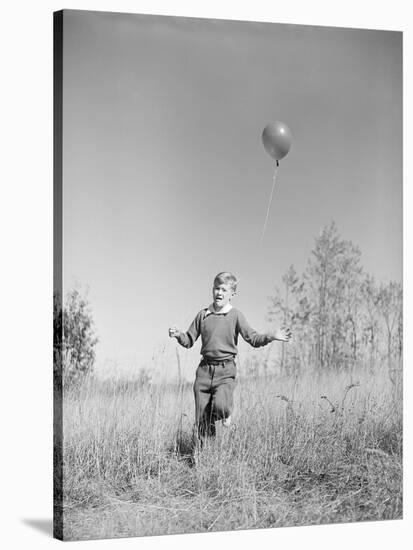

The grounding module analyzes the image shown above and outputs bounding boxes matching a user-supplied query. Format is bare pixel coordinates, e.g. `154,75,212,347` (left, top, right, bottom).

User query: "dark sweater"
177,307,273,361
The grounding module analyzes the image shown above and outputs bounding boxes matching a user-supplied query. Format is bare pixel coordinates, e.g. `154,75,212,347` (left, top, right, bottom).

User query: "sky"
62,10,402,379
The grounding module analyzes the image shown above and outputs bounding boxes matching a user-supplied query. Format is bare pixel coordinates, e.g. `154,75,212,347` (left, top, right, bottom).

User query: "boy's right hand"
168,326,181,339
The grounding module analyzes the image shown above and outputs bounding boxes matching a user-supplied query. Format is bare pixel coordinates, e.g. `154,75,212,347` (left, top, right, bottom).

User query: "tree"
303,222,363,369
54,288,98,387
360,275,380,371
268,265,304,374
374,281,403,383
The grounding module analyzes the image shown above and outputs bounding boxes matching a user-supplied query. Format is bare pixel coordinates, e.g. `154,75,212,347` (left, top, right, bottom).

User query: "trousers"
193,358,236,438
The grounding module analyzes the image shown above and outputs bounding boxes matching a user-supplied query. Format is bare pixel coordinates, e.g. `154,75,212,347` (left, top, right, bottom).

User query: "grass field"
60,365,402,541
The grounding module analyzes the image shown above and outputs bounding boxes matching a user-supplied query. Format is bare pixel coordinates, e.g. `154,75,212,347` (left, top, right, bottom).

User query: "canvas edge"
53,9,64,542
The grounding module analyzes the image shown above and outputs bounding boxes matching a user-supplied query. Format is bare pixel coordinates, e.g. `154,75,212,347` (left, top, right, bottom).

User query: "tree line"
54,223,402,385
267,222,402,379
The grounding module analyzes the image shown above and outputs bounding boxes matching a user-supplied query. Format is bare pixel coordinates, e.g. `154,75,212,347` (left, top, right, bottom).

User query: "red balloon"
262,121,292,161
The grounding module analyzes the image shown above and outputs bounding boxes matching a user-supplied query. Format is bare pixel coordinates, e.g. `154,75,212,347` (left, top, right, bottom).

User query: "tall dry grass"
61,365,402,540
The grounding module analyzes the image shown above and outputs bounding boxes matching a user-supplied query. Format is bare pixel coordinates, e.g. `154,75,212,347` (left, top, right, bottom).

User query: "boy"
169,272,291,440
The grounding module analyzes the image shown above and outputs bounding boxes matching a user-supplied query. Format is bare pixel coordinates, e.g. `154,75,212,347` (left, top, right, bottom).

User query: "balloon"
262,121,292,161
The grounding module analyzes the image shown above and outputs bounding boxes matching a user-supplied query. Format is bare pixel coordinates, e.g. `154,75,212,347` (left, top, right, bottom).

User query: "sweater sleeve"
236,310,273,348
176,310,203,349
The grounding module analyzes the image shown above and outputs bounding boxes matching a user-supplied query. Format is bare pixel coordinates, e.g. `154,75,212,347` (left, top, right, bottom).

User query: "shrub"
54,288,98,388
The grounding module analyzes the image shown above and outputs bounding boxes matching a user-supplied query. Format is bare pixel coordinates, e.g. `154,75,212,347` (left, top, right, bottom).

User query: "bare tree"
375,281,403,383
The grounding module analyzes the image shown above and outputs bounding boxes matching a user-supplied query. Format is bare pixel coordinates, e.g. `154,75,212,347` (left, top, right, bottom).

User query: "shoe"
222,415,231,428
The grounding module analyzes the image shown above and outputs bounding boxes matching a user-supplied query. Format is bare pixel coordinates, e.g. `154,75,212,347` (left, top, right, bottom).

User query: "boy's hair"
213,272,238,292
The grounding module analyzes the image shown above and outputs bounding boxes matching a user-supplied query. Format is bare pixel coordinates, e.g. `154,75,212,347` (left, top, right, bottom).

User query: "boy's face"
212,282,235,310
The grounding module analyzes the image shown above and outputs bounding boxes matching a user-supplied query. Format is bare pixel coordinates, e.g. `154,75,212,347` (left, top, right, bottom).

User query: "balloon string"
260,160,279,245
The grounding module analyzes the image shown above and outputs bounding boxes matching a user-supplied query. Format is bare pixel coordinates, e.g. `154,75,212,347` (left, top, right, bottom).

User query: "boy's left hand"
273,327,292,342
168,326,181,339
